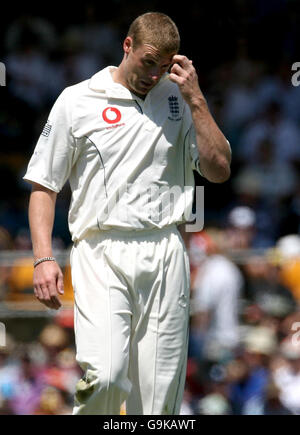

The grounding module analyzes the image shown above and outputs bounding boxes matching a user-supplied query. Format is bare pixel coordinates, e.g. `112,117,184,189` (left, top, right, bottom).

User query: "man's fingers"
50,295,61,310
169,56,195,86
48,280,62,310
172,54,192,69
40,283,52,303
34,284,50,306
57,273,64,295
169,72,185,85
33,263,64,310
38,282,60,310
36,287,53,309
170,62,186,76
34,284,43,300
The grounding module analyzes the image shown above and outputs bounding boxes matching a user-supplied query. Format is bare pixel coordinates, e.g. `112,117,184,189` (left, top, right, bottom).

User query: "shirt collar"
88,66,135,100
88,66,169,100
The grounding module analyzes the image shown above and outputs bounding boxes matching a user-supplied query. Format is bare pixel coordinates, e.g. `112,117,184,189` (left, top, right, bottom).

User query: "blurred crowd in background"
1,0,300,415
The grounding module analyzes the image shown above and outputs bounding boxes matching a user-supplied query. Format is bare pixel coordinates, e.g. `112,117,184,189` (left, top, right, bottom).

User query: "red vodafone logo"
102,107,122,124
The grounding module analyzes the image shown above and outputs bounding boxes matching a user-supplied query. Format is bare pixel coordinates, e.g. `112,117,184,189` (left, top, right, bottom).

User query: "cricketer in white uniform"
24,13,231,415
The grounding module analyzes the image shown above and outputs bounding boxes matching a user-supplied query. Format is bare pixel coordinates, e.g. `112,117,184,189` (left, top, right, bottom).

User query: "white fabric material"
23,66,201,242
71,225,190,415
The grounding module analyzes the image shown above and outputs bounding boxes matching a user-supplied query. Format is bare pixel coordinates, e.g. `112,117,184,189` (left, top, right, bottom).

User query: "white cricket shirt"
24,66,202,242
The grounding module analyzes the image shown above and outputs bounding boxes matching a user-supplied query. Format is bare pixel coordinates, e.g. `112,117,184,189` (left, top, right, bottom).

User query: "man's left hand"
169,55,204,107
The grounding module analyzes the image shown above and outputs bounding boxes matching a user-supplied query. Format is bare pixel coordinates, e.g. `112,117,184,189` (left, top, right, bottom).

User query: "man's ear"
123,37,133,55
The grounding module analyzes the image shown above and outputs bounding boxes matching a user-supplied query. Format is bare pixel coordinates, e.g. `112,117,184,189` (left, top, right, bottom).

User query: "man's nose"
149,67,160,81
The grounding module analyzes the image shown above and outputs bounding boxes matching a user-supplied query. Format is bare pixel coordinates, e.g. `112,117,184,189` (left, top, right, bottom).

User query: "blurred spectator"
226,202,277,249
189,229,244,362
40,347,78,400
221,57,262,140
225,206,257,250
197,363,232,415
4,16,57,110
57,28,102,87
38,323,70,357
7,257,34,304
79,4,123,65
244,249,297,318
4,15,57,53
33,386,72,415
6,228,33,305
237,101,300,165
228,326,277,415
197,392,231,415
272,336,300,414
0,335,18,414
184,358,204,408
0,323,81,414
256,60,300,124
234,138,299,201
8,352,44,415
263,381,292,415
275,235,300,302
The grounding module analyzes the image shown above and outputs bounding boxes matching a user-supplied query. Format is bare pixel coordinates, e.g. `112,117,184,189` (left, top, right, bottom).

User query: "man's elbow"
206,158,231,183
216,160,231,183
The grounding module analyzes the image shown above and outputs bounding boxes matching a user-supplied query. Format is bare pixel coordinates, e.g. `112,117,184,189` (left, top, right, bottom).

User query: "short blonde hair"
128,12,180,54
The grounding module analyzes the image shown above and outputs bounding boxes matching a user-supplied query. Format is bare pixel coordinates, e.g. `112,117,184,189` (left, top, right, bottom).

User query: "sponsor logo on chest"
102,107,125,129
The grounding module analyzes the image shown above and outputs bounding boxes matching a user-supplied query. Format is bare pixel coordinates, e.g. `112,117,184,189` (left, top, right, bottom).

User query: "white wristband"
33,257,56,268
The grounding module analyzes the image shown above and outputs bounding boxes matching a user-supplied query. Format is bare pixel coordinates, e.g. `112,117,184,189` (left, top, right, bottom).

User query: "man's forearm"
168,55,231,183
29,184,57,260
191,97,231,183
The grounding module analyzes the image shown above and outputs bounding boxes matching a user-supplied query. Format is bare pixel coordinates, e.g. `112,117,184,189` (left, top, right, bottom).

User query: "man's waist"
74,223,180,245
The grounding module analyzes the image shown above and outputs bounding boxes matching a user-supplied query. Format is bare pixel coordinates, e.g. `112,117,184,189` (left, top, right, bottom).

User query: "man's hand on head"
169,55,205,107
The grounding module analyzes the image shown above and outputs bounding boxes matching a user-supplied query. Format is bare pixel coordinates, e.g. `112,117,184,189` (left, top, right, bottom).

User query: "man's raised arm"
169,54,231,183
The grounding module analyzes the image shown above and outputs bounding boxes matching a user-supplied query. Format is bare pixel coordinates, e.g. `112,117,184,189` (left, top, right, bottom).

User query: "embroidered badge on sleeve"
41,120,52,137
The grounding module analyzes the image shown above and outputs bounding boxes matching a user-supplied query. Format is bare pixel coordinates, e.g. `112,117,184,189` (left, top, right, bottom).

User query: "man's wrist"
188,95,208,112
33,257,56,268
33,249,53,262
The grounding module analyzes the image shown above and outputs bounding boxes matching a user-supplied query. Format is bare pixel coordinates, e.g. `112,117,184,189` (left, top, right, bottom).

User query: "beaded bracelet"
33,257,56,268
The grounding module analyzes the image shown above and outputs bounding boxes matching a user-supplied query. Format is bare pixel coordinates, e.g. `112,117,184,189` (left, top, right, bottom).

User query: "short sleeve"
23,88,77,192
182,104,231,177
185,125,202,174
181,103,202,176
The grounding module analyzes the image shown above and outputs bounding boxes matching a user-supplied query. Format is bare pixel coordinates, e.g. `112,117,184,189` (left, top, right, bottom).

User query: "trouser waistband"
74,224,180,245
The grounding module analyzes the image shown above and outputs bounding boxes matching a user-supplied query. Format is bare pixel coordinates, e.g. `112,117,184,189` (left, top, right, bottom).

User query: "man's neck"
111,67,146,100
111,67,125,88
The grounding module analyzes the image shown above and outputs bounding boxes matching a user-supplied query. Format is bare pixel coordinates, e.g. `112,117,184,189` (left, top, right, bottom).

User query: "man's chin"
131,87,148,99
136,79,156,95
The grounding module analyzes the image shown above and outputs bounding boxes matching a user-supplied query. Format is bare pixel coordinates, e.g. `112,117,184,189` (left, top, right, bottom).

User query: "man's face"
122,37,176,97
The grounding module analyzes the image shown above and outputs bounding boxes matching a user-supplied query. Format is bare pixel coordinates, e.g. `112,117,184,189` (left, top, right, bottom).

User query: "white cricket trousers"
71,224,190,415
